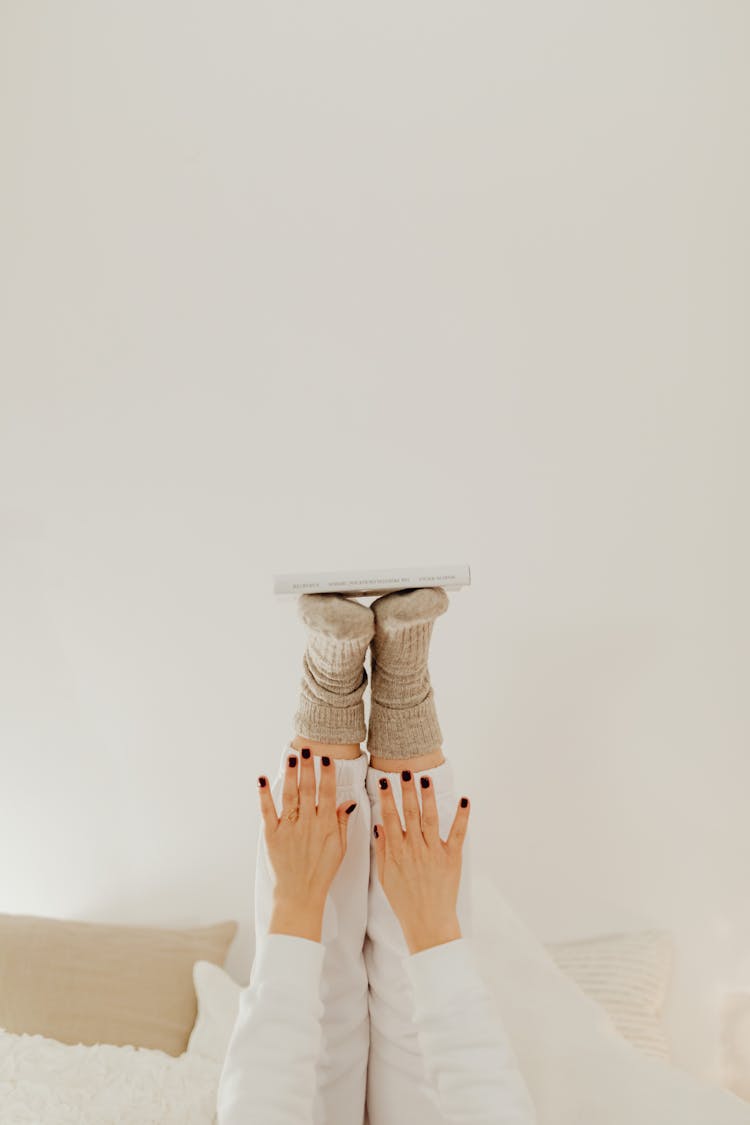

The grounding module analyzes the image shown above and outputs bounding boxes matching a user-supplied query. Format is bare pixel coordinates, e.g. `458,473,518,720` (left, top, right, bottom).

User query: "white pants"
253,742,474,1125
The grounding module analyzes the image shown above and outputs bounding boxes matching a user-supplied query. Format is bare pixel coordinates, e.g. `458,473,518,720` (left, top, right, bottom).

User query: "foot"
370,586,449,631
298,593,375,642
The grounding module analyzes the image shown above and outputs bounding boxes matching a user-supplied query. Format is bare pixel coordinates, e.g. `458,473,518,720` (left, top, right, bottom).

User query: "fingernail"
288,755,297,767
373,825,379,838
460,797,469,808
401,769,412,782
378,778,388,790
345,803,356,815
322,755,331,767
258,776,266,788
420,777,430,788
301,748,311,759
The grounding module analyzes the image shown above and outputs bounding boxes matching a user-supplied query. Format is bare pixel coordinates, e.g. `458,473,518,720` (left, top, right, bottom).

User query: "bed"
1,873,749,1124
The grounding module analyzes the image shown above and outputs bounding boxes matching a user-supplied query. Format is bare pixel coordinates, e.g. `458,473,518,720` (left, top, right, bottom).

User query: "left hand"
257,750,356,941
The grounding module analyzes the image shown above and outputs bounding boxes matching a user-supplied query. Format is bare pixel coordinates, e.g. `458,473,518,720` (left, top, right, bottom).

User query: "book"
273,563,471,598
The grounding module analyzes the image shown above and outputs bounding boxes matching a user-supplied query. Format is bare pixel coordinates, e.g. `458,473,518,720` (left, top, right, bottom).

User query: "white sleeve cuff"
251,932,326,1004
405,937,483,1013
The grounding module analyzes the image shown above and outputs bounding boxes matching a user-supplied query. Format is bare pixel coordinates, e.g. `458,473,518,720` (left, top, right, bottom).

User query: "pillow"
188,959,243,1062
545,929,674,1060
0,912,237,1057
0,1025,220,1125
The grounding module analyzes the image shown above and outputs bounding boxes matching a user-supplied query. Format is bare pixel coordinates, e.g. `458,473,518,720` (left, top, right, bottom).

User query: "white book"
273,563,471,598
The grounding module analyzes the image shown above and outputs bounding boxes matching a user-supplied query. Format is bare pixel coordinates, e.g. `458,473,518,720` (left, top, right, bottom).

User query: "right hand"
372,771,470,954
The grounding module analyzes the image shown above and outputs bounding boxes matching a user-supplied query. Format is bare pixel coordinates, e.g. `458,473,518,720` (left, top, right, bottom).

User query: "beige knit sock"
367,586,449,759
293,593,375,744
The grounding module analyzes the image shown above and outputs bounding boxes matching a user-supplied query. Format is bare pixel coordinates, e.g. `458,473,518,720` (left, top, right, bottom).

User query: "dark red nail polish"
379,778,388,790
345,803,356,815
401,769,412,782
301,747,311,759
288,755,297,767
460,797,468,808
373,825,379,838
258,776,266,788
420,777,430,788
322,755,331,767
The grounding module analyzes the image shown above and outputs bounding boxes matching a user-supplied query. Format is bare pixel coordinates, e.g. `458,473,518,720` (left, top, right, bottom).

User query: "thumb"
336,800,357,851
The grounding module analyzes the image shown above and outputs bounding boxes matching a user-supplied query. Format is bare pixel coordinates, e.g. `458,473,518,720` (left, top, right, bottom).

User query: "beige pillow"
546,929,674,1059
0,912,237,1057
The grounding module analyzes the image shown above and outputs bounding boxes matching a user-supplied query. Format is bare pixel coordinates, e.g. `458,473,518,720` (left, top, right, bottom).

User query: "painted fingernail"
401,769,412,782
379,778,388,790
257,776,266,788
373,825,379,838
322,755,331,767
345,803,356,815
460,797,469,808
301,748,311,759
288,755,297,767
420,777,430,788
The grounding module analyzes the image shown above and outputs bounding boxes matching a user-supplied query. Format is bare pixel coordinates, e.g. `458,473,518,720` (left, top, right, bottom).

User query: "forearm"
216,931,325,1125
406,938,537,1125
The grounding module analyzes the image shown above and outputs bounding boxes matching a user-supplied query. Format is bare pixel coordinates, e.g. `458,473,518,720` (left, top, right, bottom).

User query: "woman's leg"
252,594,375,1123
254,738,371,1125
362,587,473,1124
364,747,474,1125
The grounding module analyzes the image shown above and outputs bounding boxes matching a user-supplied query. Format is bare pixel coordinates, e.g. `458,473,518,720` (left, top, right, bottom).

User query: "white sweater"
216,932,537,1125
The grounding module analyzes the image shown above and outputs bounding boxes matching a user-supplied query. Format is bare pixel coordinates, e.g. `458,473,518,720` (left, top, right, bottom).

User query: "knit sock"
293,593,375,745
367,586,449,759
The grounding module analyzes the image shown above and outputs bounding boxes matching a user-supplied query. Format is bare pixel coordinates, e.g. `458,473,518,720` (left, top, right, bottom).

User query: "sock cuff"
366,694,443,759
294,697,367,745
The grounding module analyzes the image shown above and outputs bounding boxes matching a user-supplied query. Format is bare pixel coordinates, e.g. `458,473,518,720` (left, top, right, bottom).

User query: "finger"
281,751,300,817
316,753,336,816
336,800,357,854
417,774,441,845
399,769,422,845
376,776,405,853
446,795,470,852
257,775,279,836
372,822,385,885
298,747,316,814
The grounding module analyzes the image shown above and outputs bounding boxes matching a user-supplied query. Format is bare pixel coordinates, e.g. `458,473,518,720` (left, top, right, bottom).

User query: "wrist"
269,893,325,943
404,915,462,955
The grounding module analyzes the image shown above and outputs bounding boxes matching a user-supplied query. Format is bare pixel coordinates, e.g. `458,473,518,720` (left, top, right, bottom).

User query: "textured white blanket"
0,1028,220,1125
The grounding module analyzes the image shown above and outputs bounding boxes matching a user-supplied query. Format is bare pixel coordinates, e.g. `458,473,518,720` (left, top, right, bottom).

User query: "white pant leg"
364,758,474,1125
254,742,371,1125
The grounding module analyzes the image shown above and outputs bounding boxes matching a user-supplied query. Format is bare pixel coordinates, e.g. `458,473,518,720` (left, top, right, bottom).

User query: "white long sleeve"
405,937,538,1125
216,932,325,1125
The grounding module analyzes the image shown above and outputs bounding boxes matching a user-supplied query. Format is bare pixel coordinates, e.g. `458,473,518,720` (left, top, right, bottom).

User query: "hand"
257,751,357,942
372,772,470,954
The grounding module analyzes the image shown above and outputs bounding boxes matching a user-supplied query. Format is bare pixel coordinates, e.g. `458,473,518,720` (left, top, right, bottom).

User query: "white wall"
1,0,748,1088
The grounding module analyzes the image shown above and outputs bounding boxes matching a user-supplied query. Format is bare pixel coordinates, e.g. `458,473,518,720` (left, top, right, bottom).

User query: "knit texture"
366,586,449,759
293,594,374,744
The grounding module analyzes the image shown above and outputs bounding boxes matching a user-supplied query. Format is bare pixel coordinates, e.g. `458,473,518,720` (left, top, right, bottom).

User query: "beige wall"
1,0,748,1086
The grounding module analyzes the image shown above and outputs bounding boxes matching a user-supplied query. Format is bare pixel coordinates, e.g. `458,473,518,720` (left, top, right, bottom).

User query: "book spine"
273,564,471,596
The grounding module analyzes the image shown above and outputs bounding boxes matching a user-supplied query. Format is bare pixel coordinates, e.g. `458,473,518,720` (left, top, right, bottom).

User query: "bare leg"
290,734,362,760
368,747,445,772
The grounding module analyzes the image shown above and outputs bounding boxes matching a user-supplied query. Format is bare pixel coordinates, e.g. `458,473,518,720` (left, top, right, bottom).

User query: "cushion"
0,1025,220,1124
546,929,673,1059
0,913,237,1057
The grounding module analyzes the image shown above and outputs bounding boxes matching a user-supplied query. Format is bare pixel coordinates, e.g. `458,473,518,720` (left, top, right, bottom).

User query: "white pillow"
0,1025,219,1125
187,959,244,1063
545,929,673,1060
